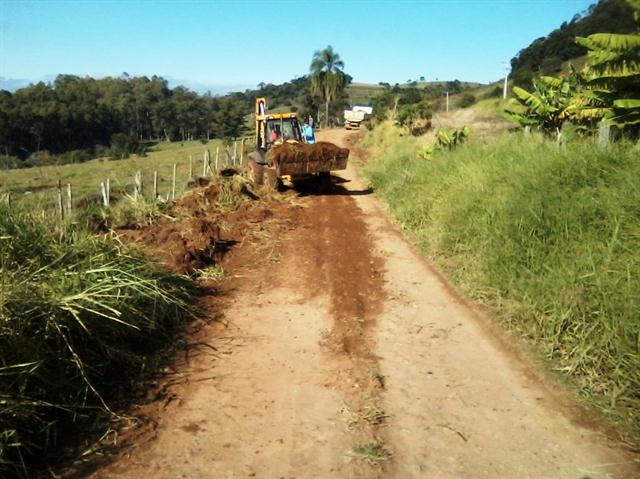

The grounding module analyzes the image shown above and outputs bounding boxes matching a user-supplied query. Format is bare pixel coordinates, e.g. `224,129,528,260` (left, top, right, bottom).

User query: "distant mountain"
0,77,31,91
510,0,637,87
0,74,252,96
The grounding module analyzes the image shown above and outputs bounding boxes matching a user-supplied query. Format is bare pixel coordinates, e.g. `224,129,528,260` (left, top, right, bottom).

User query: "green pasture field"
0,139,252,211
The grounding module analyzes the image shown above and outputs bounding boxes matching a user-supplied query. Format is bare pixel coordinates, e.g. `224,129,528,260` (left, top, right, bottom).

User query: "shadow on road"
286,174,373,197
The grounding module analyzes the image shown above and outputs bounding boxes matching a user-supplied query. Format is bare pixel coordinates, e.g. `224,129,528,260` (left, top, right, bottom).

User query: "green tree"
309,45,348,126
397,100,432,134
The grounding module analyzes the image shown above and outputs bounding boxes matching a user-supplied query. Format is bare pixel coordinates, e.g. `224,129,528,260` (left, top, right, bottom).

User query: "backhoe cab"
247,97,348,189
255,98,303,149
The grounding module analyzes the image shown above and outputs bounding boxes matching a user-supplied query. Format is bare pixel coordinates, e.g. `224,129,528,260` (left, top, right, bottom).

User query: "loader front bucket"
266,142,349,176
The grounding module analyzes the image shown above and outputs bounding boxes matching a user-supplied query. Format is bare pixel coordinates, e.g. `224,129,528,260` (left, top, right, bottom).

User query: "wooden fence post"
240,138,245,164
202,150,208,177
134,170,142,201
172,163,177,200
153,171,158,200
57,180,64,222
189,155,193,180
207,150,214,175
66,183,72,214
100,182,108,207
233,141,237,165
215,147,219,171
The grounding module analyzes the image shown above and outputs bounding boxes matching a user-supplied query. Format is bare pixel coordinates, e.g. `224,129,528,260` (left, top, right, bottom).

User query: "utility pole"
502,63,510,99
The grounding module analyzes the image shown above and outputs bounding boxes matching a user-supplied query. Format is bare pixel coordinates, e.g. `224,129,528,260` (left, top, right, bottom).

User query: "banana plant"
436,126,469,149
508,0,640,135
611,98,640,126
572,0,640,130
506,75,577,134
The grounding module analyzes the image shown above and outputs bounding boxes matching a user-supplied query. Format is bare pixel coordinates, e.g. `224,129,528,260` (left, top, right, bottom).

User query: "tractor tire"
248,158,264,187
263,167,279,191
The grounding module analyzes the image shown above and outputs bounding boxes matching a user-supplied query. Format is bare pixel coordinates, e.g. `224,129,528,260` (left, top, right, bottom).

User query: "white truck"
343,106,372,129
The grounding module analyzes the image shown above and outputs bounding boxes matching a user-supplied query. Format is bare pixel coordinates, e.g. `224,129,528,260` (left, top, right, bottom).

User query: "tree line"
0,48,355,169
0,74,251,166
510,0,636,88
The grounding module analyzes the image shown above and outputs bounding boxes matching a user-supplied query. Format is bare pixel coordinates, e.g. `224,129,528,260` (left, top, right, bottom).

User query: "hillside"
346,80,487,107
510,0,636,86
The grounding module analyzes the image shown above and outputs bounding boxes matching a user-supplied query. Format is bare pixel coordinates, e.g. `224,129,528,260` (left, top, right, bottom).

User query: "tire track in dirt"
290,193,384,357
286,190,391,473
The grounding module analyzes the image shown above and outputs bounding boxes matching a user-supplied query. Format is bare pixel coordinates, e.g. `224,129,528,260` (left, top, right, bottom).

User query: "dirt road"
90,129,638,479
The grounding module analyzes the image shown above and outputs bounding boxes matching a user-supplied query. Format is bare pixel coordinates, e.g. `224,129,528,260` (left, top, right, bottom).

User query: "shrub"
26,150,57,166
0,155,23,170
94,144,111,158
110,133,141,159
396,101,432,135
457,93,476,108
484,86,503,99
59,149,92,164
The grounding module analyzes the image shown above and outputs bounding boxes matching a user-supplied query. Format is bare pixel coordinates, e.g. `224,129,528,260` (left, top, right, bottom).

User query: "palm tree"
310,46,346,126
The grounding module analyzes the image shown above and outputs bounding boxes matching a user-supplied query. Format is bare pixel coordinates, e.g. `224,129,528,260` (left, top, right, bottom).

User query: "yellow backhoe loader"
246,98,349,189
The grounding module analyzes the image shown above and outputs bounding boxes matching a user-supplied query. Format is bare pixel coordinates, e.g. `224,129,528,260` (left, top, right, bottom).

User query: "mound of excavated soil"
119,182,287,274
173,183,222,216
123,217,224,273
266,142,349,165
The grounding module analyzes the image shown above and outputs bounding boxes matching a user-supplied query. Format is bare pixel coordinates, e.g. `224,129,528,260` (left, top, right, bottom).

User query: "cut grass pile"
364,123,640,442
0,203,192,477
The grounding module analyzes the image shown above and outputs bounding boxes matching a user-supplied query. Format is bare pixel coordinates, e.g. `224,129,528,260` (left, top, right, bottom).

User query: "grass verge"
0,203,193,477
364,123,640,444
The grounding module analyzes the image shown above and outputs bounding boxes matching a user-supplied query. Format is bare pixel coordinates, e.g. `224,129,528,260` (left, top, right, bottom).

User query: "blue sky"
1,0,595,93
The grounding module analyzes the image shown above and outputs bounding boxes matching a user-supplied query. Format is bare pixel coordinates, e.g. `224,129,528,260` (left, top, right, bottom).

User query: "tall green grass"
0,204,192,476
365,123,640,441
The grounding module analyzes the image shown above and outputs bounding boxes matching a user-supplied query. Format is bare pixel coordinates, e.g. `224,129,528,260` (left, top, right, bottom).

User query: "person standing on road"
303,122,315,144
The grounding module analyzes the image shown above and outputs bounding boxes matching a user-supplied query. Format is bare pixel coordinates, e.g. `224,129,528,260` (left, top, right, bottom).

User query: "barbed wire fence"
1,137,252,224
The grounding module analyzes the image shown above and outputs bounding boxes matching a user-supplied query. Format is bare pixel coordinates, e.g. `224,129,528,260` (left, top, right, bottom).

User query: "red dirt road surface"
88,129,639,479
